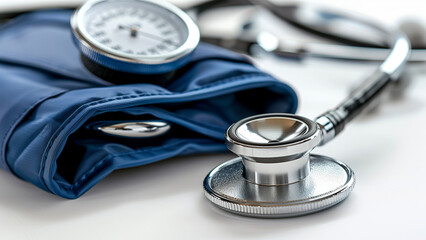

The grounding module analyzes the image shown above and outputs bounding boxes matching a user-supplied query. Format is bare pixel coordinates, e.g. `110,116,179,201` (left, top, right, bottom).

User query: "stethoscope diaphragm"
203,113,355,217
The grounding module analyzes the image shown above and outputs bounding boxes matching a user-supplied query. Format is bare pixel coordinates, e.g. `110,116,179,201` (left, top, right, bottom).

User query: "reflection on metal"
98,121,171,138
204,113,355,217
204,156,355,218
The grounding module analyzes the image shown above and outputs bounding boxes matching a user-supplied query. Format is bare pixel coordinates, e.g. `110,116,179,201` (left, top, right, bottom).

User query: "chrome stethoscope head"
202,0,410,217
203,113,355,217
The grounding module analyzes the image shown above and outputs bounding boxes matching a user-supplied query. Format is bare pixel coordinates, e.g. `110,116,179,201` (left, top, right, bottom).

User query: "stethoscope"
188,0,424,63
196,1,410,216
0,0,412,217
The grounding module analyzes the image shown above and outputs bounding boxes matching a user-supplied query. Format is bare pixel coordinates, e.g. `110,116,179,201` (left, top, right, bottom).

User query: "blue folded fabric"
0,10,298,198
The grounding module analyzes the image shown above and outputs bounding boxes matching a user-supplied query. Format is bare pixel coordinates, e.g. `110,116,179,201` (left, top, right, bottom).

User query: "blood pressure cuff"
0,10,298,198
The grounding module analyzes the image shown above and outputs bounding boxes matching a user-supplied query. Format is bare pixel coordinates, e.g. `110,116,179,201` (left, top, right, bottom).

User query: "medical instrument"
0,0,412,216
188,0,425,63
200,1,411,217
70,0,412,216
71,0,199,83
1,0,426,62
0,8,297,199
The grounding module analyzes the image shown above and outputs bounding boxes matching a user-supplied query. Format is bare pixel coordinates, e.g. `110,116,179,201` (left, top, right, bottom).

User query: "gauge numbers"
71,0,199,76
82,1,188,58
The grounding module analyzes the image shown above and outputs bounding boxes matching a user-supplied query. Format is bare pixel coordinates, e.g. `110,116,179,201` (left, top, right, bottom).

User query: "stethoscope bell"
203,113,355,217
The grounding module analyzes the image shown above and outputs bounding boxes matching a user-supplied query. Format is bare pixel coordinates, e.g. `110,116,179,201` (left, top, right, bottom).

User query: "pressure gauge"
71,0,200,83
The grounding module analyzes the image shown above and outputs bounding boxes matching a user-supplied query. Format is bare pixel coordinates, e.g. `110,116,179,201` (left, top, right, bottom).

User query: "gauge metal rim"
71,0,200,73
203,155,355,218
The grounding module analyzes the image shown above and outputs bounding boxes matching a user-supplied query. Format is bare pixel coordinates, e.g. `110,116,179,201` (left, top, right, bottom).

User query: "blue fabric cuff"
0,10,298,198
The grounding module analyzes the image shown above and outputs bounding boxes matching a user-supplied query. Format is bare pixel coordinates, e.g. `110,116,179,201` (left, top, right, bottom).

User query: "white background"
0,1,425,239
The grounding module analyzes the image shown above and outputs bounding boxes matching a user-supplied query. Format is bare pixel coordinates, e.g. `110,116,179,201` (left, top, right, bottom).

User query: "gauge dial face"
75,0,195,62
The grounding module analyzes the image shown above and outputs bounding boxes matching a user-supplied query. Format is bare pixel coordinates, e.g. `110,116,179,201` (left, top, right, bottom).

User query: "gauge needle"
118,24,179,47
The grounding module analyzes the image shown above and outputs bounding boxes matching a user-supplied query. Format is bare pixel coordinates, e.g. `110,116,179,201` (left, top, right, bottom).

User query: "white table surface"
0,1,425,239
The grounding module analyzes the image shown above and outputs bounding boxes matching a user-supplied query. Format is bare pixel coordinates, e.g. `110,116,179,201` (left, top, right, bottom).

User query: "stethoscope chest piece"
203,113,355,217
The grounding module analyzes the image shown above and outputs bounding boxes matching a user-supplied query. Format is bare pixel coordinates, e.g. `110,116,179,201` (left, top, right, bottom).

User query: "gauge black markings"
93,31,106,37
72,0,200,80
94,22,105,27
161,30,173,36
100,39,111,44
157,23,167,28
149,16,159,23
111,45,121,50
85,6,182,56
